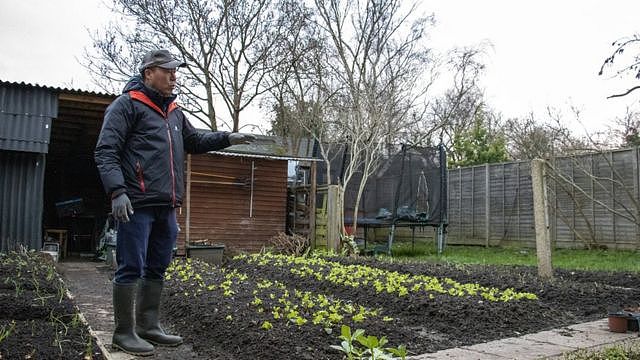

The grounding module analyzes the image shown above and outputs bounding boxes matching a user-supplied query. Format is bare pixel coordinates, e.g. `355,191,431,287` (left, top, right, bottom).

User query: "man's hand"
112,193,134,222
228,133,257,145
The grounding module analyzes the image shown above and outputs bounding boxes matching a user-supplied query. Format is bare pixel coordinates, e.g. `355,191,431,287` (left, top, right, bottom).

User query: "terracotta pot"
608,314,629,333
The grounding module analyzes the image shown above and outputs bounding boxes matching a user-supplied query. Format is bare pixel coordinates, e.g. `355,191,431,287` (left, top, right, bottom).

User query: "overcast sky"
1,0,639,134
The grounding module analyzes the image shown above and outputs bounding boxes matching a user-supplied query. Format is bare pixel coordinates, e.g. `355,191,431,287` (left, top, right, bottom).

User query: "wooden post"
458,169,462,242
610,152,616,248
634,148,640,249
516,164,521,243
186,154,192,248
326,185,342,252
309,161,317,248
471,167,475,238
531,159,553,279
501,163,506,242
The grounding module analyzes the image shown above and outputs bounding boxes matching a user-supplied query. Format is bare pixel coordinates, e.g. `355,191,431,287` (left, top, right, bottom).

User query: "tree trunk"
232,110,240,132
205,80,217,131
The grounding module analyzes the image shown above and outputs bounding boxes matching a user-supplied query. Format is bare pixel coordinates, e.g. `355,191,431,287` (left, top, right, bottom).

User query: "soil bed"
161,253,640,359
0,251,105,359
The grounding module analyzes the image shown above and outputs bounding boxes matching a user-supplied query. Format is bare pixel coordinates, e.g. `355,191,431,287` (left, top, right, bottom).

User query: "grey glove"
228,133,257,145
112,193,134,223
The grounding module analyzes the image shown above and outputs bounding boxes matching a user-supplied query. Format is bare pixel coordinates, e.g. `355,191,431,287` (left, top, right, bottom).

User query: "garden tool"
112,282,154,356
136,278,183,346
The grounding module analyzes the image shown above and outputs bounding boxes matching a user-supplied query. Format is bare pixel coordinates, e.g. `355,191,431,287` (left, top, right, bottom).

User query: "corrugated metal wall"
176,154,288,254
0,151,46,251
0,82,57,251
0,83,57,153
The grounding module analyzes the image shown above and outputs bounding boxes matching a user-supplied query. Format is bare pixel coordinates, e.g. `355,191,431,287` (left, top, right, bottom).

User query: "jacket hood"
122,75,177,111
122,75,145,94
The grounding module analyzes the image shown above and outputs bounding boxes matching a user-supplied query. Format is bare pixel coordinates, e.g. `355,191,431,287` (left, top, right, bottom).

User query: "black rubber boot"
112,282,154,356
136,278,183,347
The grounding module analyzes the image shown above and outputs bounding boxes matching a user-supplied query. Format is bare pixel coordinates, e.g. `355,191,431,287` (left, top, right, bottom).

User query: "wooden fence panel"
447,148,640,249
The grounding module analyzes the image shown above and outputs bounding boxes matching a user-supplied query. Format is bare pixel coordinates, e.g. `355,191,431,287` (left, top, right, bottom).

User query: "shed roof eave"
207,150,322,162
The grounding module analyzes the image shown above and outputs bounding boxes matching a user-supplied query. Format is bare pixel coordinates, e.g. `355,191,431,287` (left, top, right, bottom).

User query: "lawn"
563,340,640,360
385,242,640,272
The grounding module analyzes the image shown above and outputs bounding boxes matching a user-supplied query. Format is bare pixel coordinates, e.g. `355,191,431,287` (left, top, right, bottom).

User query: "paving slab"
523,328,601,349
524,320,638,350
463,337,574,360
569,319,625,335
408,347,507,359
409,318,639,360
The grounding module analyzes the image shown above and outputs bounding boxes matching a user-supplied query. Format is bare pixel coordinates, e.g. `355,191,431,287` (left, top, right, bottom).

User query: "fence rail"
447,147,640,250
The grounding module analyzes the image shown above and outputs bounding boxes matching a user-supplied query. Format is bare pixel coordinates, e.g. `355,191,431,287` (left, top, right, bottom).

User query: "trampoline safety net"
318,144,448,227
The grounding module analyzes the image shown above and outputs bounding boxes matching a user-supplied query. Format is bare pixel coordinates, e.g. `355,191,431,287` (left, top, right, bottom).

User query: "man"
95,49,255,356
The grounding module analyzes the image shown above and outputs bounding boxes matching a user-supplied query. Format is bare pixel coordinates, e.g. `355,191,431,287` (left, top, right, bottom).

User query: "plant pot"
187,244,225,265
608,313,629,333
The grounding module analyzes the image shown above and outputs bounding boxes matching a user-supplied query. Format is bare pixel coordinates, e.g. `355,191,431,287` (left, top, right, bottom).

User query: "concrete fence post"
531,159,553,279
485,163,490,247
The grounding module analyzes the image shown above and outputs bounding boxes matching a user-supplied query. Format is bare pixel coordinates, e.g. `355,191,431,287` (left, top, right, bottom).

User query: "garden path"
409,318,637,359
58,260,202,360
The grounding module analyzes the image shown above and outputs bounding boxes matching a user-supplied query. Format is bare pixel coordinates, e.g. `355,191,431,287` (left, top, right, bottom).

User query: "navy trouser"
114,206,178,284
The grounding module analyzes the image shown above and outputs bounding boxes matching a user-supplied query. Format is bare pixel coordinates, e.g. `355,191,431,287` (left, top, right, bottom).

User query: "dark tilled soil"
0,319,99,359
13,251,637,359
0,252,105,360
160,255,640,360
331,257,640,317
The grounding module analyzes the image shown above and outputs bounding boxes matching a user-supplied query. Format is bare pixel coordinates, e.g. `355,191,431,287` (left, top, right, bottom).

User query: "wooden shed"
176,138,318,255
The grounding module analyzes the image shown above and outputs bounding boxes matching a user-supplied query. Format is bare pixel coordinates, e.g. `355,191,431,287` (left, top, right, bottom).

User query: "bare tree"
599,33,640,98
609,106,640,147
503,108,586,160
83,0,291,131
310,0,435,235
416,46,489,153
504,114,557,160
261,0,344,184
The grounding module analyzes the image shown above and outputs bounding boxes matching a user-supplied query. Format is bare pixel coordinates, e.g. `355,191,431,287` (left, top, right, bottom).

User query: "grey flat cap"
138,49,187,73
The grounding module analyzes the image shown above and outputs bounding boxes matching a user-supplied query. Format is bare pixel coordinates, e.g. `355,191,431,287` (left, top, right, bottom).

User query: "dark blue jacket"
95,76,231,208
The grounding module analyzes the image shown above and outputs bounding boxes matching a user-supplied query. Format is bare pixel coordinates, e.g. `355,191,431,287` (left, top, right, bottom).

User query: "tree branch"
607,85,640,99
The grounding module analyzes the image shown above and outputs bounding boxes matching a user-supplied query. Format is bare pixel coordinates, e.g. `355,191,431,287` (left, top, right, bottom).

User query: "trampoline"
320,144,448,254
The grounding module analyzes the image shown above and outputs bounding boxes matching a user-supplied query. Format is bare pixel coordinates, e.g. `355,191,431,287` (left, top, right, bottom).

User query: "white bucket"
41,242,60,262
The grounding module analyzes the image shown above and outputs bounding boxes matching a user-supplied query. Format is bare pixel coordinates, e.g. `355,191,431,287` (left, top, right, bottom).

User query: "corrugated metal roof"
0,83,57,153
0,80,115,98
206,133,321,161
210,150,322,162
0,81,114,154
0,151,46,251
